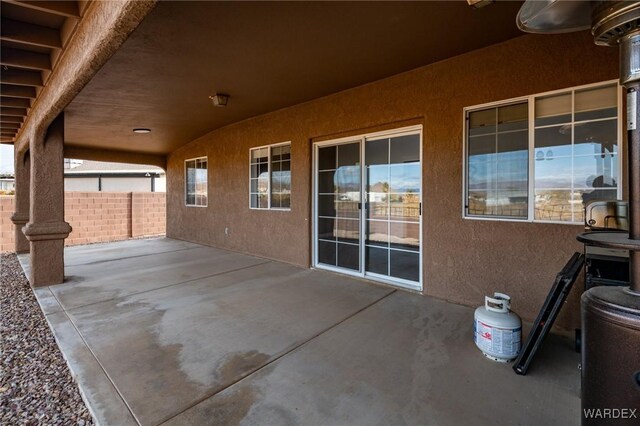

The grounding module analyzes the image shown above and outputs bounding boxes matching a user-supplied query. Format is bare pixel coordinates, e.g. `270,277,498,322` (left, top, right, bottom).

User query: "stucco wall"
0,192,166,251
166,32,620,330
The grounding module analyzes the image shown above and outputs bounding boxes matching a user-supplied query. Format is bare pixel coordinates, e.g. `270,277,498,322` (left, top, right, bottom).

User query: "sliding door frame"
312,124,423,291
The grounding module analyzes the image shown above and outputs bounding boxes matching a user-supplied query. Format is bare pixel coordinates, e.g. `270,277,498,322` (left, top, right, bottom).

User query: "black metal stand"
513,252,584,375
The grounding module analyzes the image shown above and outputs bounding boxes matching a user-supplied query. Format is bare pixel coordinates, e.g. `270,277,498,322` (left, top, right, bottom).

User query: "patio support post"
23,113,71,286
10,150,30,253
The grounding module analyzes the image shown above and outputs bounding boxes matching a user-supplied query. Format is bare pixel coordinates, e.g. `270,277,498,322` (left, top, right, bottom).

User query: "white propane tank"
474,293,522,362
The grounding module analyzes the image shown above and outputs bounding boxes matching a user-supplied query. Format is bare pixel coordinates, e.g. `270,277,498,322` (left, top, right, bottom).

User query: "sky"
0,145,14,174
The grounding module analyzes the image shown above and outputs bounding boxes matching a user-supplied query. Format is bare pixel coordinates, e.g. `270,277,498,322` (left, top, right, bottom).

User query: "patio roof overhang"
3,0,524,158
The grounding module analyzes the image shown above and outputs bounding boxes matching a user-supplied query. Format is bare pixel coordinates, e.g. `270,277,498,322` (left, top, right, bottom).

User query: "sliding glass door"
316,141,362,271
314,127,422,290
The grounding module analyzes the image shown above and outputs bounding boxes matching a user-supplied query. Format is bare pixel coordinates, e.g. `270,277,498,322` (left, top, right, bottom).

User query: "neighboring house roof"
65,160,164,175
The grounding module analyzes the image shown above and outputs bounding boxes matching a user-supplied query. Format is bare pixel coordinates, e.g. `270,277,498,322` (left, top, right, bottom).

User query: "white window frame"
462,80,623,225
249,142,291,211
185,156,208,207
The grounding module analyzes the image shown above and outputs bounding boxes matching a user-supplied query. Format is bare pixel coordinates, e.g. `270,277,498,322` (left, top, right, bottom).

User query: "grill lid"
584,200,629,231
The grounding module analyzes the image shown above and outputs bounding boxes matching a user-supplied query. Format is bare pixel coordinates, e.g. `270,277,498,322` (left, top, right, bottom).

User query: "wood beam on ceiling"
0,115,24,123
0,84,36,98
1,18,62,49
0,137,15,143
0,68,42,87
3,1,80,18
0,47,51,70
0,97,30,108
0,107,27,116
0,122,21,129
1,131,17,136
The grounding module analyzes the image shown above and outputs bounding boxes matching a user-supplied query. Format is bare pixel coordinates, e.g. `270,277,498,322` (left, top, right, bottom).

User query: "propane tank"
474,293,522,362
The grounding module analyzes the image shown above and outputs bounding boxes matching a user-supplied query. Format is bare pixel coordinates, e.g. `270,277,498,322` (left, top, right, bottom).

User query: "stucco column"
10,150,30,253
23,113,72,286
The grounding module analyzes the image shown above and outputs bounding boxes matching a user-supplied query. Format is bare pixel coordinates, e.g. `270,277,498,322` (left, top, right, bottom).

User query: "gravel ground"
1,253,94,425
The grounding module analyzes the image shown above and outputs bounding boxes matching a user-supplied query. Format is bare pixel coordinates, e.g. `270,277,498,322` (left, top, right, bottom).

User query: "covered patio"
22,238,580,426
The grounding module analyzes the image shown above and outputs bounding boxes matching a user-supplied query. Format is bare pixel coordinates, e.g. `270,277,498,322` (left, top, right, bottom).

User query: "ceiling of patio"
64,1,524,155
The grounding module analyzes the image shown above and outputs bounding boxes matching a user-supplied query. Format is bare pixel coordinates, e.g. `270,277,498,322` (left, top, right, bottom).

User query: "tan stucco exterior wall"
166,32,619,330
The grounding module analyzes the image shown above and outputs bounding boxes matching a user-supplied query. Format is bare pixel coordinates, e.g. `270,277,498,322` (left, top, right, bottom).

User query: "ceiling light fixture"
209,93,229,107
467,0,495,9
133,128,151,134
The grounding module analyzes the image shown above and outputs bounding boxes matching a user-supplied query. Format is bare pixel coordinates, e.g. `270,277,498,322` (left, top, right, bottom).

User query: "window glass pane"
575,85,617,121
318,146,336,170
573,154,618,189
272,146,282,161
468,108,496,136
535,156,572,189
335,196,359,219
468,190,497,216
366,138,388,165
389,164,420,193
468,135,495,157
280,193,290,209
337,243,359,271
280,144,291,160
390,250,420,282
389,193,420,222
258,193,268,208
251,148,268,163
468,158,496,190
534,189,573,222
498,103,528,132
318,170,335,194
318,217,337,240
390,134,420,163
318,240,337,266
535,93,571,126
185,159,206,206
271,193,282,209
250,164,259,179
318,195,335,217
365,246,388,275
338,142,359,167
535,126,572,157
576,188,617,222
574,119,617,156
366,220,388,246
335,165,360,193
250,193,258,208
467,102,528,219
335,218,359,244
389,222,419,251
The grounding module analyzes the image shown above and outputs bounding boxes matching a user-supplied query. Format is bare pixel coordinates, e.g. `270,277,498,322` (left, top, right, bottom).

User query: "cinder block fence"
0,192,165,252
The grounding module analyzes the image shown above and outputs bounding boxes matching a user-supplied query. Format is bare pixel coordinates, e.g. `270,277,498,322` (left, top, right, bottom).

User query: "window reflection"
250,144,291,209
533,84,618,222
185,158,207,206
467,102,529,218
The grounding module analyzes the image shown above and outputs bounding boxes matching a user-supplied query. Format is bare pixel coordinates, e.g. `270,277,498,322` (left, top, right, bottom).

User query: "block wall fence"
0,192,165,252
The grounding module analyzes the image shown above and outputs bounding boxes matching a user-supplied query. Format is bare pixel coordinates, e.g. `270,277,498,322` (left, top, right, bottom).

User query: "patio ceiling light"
209,93,229,107
133,128,151,134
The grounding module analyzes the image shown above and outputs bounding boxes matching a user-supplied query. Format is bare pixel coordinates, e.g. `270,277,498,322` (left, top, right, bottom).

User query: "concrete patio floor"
21,238,581,426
